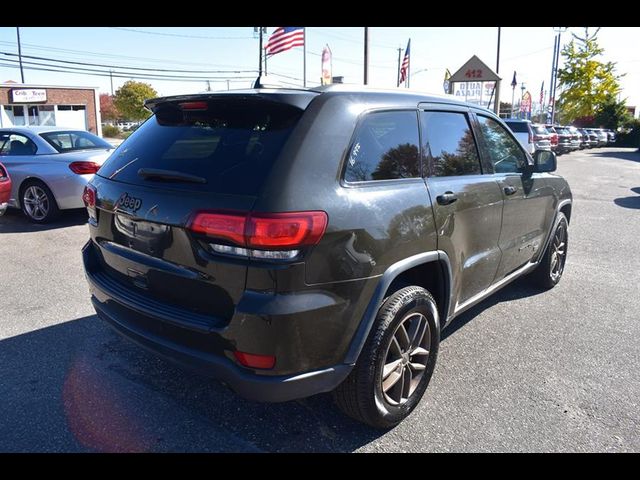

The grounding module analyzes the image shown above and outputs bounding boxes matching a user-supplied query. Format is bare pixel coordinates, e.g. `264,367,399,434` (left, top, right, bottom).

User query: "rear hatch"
86,94,308,324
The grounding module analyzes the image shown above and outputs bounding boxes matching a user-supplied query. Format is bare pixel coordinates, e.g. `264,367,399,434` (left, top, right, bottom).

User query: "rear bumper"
82,241,353,402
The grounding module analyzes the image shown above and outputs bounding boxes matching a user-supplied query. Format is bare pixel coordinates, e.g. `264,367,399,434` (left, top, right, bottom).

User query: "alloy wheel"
381,312,431,405
550,222,567,282
23,185,50,221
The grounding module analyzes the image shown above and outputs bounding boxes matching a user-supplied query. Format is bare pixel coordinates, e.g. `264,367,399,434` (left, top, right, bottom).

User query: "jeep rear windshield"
97,98,303,195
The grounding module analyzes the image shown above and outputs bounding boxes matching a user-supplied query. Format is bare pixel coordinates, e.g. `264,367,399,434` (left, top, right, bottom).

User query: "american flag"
265,27,304,56
399,39,411,84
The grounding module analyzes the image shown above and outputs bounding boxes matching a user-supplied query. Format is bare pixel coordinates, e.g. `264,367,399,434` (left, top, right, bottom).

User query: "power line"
110,27,254,40
0,51,255,74
0,40,250,70
0,58,256,83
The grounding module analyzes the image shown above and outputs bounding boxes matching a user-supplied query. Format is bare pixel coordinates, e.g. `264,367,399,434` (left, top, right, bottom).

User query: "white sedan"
0,126,115,223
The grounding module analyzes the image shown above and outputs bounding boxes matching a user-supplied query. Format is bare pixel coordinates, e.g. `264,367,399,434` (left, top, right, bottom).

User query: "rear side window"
344,110,420,182
533,125,548,135
0,133,37,156
505,121,529,133
420,111,482,177
41,131,113,152
97,98,303,195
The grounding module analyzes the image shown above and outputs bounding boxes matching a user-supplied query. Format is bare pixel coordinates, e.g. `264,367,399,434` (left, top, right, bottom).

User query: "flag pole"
303,27,307,87
397,47,401,87
364,27,369,85
258,27,263,78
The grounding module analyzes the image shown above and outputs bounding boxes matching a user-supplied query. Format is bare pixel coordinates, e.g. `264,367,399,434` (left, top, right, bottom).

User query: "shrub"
102,124,121,138
617,119,640,148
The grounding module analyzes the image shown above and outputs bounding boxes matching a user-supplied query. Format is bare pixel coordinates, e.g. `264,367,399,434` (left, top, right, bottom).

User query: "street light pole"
16,27,25,83
550,27,567,125
364,27,369,85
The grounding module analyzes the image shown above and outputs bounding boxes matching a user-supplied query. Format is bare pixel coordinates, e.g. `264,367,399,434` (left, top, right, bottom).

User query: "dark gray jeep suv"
82,85,572,428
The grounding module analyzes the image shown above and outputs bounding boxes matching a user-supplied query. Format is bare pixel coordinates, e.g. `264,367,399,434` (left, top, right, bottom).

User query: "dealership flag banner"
443,69,451,93
399,39,411,85
265,27,305,56
321,44,332,85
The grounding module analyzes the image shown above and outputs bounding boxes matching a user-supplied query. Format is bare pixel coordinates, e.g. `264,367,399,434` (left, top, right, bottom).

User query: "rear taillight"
247,212,328,248
69,161,101,175
0,164,7,181
83,184,97,224
82,185,96,208
189,210,328,259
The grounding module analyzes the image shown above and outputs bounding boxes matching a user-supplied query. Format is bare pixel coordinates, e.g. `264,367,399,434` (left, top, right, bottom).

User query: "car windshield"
533,125,548,134
40,131,113,153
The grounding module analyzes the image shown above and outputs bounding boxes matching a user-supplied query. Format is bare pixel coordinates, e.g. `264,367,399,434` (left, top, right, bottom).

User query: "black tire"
333,286,440,429
20,179,60,223
531,212,568,289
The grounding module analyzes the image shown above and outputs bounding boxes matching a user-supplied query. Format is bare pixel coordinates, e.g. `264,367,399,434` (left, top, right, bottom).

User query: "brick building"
0,83,101,136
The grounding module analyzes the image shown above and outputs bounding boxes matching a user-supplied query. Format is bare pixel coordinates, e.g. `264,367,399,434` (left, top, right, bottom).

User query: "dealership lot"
0,147,639,452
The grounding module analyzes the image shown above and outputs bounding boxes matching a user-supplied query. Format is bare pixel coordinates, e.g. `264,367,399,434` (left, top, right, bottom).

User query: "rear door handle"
436,191,458,205
504,185,518,196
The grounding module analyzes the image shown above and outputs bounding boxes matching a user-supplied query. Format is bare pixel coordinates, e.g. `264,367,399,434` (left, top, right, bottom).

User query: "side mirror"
533,150,557,172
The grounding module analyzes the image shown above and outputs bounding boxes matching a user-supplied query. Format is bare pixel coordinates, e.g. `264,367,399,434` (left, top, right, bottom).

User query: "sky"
1,26,639,114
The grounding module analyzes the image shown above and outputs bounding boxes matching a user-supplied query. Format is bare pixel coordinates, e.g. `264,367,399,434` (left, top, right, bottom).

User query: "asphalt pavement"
1,147,639,452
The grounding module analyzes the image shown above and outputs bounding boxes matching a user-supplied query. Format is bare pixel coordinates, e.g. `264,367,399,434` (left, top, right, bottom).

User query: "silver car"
0,126,114,223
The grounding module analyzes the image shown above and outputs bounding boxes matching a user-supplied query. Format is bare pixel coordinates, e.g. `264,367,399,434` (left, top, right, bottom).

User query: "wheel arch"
343,251,451,365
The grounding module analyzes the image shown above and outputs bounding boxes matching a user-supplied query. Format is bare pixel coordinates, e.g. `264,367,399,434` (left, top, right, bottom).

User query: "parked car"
553,126,574,154
0,162,10,216
606,129,617,145
577,128,590,149
82,86,572,428
530,124,552,151
504,118,535,154
544,125,559,152
0,127,115,223
565,126,582,151
584,128,599,148
595,128,609,147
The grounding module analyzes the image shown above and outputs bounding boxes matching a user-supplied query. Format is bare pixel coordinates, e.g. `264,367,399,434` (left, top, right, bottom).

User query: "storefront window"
5,105,26,126
38,105,55,126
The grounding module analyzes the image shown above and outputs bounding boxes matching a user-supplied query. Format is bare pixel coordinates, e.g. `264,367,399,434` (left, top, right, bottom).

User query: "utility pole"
109,70,114,95
16,27,25,83
364,27,369,85
520,82,526,119
396,47,401,87
494,27,501,115
547,34,558,123
550,27,567,125
303,27,306,87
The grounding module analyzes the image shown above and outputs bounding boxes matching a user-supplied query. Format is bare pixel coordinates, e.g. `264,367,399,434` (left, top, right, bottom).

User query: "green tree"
557,27,623,123
594,95,632,129
113,81,157,122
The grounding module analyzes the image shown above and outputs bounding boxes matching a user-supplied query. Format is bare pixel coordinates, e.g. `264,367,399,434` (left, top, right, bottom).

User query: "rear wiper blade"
137,168,207,184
